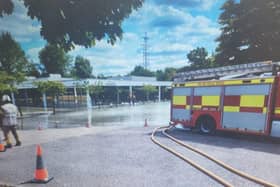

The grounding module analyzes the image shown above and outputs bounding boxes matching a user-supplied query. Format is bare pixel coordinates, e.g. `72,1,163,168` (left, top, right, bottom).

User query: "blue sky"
0,0,225,76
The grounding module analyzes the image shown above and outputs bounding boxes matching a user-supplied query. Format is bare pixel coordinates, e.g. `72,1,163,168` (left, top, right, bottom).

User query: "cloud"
150,15,185,28
68,2,221,76
150,43,193,56
0,0,221,76
153,0,218,10
26,47,43,61
0,0,41,43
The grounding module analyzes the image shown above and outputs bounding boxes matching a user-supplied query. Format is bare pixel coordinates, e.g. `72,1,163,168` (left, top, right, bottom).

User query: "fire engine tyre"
196,116,216,134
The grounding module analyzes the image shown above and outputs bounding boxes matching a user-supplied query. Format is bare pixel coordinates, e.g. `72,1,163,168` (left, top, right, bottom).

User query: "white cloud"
0,0,42,43
0,0,221,76
200,0,218,10
26,47,43,61
152,0,218,10
68,2,221,76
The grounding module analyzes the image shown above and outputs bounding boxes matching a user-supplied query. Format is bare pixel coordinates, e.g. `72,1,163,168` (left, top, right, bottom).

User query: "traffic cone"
144,119,148,127
0,138,6,152
20,145,53,184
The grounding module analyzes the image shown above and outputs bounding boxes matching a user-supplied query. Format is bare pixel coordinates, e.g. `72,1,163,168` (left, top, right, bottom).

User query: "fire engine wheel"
197,116,216,134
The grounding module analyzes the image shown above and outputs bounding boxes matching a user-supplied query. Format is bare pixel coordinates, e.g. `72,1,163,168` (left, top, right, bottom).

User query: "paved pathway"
0,127,280,187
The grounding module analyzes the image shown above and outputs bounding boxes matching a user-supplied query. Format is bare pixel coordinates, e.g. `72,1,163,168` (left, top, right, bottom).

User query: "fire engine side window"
193,86,222,109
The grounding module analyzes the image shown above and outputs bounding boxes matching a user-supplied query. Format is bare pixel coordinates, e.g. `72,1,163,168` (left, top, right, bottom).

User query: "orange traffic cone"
144,119,148,127
20,145,53,184
0,138,6,152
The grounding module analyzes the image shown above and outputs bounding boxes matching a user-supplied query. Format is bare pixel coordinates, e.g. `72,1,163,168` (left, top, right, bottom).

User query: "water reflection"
21,102,170,129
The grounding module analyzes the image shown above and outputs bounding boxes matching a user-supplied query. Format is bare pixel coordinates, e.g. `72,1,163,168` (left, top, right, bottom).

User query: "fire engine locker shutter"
222,84,271,132
172,88,191,121
193,86,221,108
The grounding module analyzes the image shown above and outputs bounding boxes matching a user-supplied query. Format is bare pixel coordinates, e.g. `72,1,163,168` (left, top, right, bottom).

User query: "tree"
156,67,176,81
130,66,155,77
216,0,280,65
142,85,157,101
0,32,29,82
0,71,16,94
0,0,144,51
187,47,210,69
39,44,71,76
26,62,41,77
88,84,104,106
0,0,13,17
216,0,243,65
73,56,93,78
177,48,217,73
34,81,66,115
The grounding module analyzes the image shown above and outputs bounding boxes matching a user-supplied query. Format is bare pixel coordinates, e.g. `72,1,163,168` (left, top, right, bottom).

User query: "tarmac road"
0,127,280,187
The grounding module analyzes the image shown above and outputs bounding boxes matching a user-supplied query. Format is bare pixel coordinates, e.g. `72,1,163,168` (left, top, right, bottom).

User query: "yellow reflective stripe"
274,107,280,114
263,107,267,114
184,82,199,87
185,105,191,110
251,79,260,84
193,105,201,109
175,78,274,88
264,78,274,83
223,80,243,85
240,95,265,107
173,96,186,105
224,106,240,112
202,96,220,106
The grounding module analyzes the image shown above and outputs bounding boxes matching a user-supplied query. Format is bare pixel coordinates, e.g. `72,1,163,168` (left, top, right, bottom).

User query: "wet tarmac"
1,101,280,186
20,102,170,130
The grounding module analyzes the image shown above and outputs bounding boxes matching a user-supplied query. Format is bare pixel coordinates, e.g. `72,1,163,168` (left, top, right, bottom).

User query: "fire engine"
171,61,280,137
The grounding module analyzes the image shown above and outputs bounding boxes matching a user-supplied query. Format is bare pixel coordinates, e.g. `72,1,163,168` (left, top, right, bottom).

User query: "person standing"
0,95,21,148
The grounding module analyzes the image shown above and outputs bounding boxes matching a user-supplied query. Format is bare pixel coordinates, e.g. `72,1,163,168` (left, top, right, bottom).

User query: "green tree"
88,83,104,105
130,66,155,77
34,81,66,115
0,0,13,17
187,47,210,69
26,62,41,77
216,0,242,65
142,85,157,101
0,71,16,94
73,56,93,78
0,32,29,82
39,44,71,76
0,0,143,51
81,80,104,105
156,67,176,81
216,0,280,65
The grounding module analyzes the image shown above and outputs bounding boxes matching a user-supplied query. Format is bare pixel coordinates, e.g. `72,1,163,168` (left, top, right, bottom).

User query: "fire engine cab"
171,61,280,137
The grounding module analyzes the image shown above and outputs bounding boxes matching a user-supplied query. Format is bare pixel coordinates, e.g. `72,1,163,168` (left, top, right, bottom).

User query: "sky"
0,0,225,76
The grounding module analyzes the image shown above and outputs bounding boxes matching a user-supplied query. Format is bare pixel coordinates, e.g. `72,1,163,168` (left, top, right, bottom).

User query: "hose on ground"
162,127,278,187
151,126,233,187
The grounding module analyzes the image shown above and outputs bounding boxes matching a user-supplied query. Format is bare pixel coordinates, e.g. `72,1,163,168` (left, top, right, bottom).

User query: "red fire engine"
171,61,280,137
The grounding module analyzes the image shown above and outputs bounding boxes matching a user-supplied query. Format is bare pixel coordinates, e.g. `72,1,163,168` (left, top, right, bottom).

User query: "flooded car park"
19,102,171,129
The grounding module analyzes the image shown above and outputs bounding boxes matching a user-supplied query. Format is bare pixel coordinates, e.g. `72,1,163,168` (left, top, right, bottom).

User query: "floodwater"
20,102,170,130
